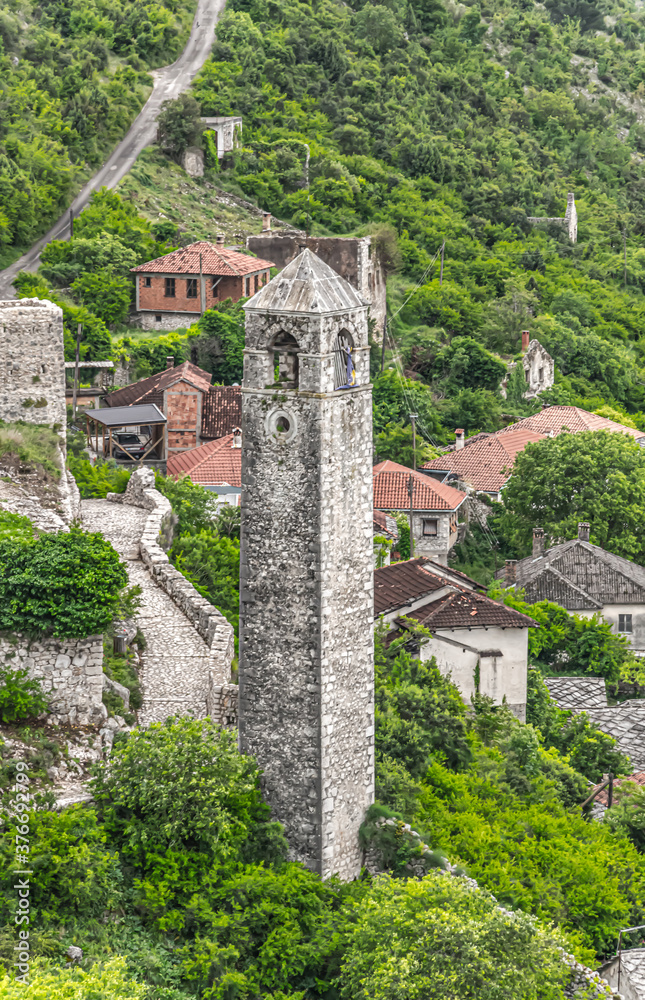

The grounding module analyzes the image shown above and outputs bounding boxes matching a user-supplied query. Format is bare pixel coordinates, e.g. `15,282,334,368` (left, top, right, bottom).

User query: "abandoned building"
375,558,536,720
103,360,242,462
527,192,577,242
130,241,275,331
246,231,386,329
167,430,242,505
200,116,242,158
421,405,645,498
239,248,374,880
373,459,467,564
502,522,645,654
501,333,554,400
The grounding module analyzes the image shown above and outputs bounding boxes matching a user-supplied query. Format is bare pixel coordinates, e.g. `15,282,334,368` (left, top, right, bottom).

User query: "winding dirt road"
0,0,225,299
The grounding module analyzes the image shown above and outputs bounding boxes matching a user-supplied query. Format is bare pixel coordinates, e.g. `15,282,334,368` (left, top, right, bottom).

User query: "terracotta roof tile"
167,433,242,486
373,460,466,511
131,241,274,277
201,385,242,439
592,771,645,807
374,558,454,615
405,589,537,630
421,428,546,493
497,405,645,440
105,361,212,408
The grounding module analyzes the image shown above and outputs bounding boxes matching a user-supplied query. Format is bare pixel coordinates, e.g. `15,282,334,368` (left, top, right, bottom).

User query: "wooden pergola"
84,403,167,463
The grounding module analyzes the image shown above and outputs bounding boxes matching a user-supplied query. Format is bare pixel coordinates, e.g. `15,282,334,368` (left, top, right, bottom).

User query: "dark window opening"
272,332,300,389
619,614,633,633
538,367,544,381
524,369,530,382
155,314,162,322
423,518,438,536
165,277,175,298
212,279,220,298
245,277,250,297
144,276,151,287
276,416,290,433
187,278,198,298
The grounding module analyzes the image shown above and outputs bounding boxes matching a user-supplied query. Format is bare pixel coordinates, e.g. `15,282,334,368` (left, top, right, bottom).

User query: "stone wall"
0,298,66,430
527,192,577,243
109,468,234,686
0,633,105,726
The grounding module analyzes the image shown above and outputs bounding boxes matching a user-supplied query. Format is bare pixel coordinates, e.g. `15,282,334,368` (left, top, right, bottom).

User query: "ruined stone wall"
0,633,105,726
0,298,66,430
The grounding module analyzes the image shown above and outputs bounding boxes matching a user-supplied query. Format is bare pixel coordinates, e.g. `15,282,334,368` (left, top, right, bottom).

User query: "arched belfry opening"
271,331,299,388
333,330,356,390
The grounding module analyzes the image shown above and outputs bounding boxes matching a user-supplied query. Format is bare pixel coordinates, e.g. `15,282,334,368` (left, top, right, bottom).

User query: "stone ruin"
0,298,66,430
527,192,577,243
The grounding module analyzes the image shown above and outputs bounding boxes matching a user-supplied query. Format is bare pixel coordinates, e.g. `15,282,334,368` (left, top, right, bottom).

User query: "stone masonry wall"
108,468,234,686
0,633,105,726
0,298,66,430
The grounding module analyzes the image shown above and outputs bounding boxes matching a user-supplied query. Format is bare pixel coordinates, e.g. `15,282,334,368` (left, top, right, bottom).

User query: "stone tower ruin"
0,298,66,429
239,248,374,879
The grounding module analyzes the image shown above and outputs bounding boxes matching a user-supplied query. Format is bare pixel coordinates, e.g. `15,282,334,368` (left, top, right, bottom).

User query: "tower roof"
244,247,366,315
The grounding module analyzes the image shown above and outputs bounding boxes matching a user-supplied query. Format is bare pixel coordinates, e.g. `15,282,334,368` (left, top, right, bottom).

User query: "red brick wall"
164,380,201,454
138,269,271,313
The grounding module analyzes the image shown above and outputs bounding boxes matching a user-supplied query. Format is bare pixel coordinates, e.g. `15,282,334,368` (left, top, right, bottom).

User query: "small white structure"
527,191,577,242
181,146,204,177
501,333,554,400
200,116,242,158
375,558,536,720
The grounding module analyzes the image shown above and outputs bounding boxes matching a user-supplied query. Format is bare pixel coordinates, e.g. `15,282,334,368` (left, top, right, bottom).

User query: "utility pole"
407,473,415,558
409,412,418,470
381,315,387,372
72,323,82,422
439,240,445,286
69,209,74,240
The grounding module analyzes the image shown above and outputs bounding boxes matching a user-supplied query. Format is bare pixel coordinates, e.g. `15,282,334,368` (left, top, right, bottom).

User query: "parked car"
111,432,149,460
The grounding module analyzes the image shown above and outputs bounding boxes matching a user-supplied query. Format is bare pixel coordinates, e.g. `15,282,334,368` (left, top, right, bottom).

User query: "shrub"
0,527,129,638
0,665,47,724
340,873,571,1000
0,510,34,544
0,957,145,999
155,473,218,534
0,422,62,480
68,456,132,499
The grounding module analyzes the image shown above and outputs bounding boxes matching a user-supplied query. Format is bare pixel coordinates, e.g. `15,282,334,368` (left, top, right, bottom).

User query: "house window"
423,518,438,536
143,276,151,287
155,314,162,322
619,614,633,633
211,279,219,298
186,278,198,298
254,274,259,292
538,367,544,382
165,277,175,298
245,276,250,297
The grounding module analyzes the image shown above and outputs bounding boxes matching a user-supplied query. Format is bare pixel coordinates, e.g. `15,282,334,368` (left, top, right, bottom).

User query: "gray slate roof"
545,675,645,770
244,248,367,315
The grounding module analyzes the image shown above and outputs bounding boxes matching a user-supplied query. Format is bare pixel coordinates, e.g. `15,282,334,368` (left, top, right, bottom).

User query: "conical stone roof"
244,248,367,315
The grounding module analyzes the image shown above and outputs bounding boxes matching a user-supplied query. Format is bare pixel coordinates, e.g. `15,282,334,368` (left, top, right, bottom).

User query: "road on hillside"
0,0,225,299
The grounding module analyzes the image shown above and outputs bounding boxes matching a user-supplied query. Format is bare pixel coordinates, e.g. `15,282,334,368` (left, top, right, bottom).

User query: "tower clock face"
265,407,297,442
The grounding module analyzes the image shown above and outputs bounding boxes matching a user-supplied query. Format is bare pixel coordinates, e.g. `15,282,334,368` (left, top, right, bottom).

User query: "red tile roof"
373,460,466,511
405,589,537,630
497,405,645,440
373,509,397,539
421,428,546,493
591,771,645,807
374,558,453,615
167,433,242,486
105,361,212,408
131,241,274,277
201,385,242,439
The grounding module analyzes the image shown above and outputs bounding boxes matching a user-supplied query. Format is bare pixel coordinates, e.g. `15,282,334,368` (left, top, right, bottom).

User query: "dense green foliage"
0,957,145,1000
0,665,47,724
0,526,130,637
0,0,196,257
0,422,62,478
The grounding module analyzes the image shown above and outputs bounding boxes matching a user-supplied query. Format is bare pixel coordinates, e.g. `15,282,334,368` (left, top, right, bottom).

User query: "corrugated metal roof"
244,248,366,315
131,241,274,277
85,403,166,426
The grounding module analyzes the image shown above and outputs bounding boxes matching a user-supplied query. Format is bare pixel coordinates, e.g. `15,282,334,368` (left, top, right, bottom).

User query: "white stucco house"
375,558,537,720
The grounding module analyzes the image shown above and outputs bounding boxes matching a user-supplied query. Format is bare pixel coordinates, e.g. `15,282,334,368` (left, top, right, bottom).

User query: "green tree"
374,422,437,466
71,272,132,326
157,94,204,157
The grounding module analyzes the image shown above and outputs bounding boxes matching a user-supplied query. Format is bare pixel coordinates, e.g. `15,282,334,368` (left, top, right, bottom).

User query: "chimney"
505,560,517,585
262,211,272,232
455,428,465,451
231,427,242,449
532,527,545,557
521,330,530,353
216,233,225,245
166,356,174,369
578,521,590,542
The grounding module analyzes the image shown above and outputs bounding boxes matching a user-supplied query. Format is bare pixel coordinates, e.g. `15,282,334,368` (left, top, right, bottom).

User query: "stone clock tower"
239,249,374,879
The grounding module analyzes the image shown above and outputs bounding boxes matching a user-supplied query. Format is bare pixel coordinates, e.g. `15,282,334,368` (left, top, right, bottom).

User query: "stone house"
421,405,645,499
503,522,645,654
131,240,275,331
167,430,242,505
501,333,554,400
104,359,242,459
375,557,536,719
246,232,387,329
373,460,467,564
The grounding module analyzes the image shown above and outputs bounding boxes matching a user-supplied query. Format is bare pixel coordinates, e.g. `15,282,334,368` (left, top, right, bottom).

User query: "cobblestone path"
81,499,211,725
